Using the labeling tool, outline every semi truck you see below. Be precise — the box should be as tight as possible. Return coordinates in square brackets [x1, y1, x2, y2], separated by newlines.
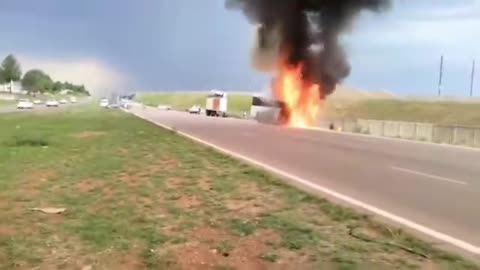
[206, 90, 228, 117]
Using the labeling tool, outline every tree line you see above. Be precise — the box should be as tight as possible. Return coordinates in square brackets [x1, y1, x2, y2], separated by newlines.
[0, 54, 89, 95]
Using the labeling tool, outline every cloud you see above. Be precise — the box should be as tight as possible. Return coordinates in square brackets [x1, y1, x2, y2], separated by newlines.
[14, 54, 130, 96]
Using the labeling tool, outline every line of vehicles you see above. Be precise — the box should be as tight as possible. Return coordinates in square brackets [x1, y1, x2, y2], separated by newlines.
[16, 96, 77, 109]
[99, 97, 131, 109]
[155, 90, 283, 120]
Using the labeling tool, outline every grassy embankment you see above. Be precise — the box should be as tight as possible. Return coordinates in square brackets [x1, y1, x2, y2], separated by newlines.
[327, 99, 480, 126]
[0, 106, 478, 269]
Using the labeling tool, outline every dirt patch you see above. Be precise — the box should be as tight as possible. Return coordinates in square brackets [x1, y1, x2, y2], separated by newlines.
[273, 249, 316, 270]
[119, 147, 129, 156]
[238, 182, 263, 194]
[100, 185, 117, 201]
[76, 178, 101, 193]
[0, 224, 16, 237]
[26, 169, 57, 183]
[117, 172, 143, 187]
[226, 182, 285, 217]
[18, 169, 58, 199]
[98, 251, 145, 270]
[176, 195, 202, 209]
[225, 199, 270, 216]
[198, 177, 213, 191]
[171, 229, 284, 270]
[420, 260, 442, 270]
[0, 195, 9, 210]
[36, 246, 146, 270]
[73, 131, 106, 138]
[173, 242, 220, 269]
[157, 157, 181, 170]
[192, 226, 228, 243]
[166, 177, 187, 189]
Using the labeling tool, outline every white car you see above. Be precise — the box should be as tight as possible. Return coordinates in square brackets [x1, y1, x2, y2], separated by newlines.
[188, 104, 202, 114]
[100, 99, 109, 108]
[45, 100, 59, 107]
[59, 99, 68, 104]
[158, 104, 172, 110]
[17, 99, 34, 109]
[69, 97, 77, 103]
[33, 99, 43, 105]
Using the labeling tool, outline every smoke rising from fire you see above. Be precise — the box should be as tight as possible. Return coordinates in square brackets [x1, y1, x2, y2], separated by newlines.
[226, 0, 390, 99]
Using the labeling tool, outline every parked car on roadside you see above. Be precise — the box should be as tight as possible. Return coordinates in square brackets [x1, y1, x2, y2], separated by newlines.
[100, 98, 109, 108]
[17, 99, 34, 109]
[157, 104, 172, 110]
[69, 97, 77, 103]
[59, 99, 68, 104]
[45, 100, 60, 107]
[188, 104, 202, 114]
[107, 103, 120, 109]
[33, 99, 43, 105]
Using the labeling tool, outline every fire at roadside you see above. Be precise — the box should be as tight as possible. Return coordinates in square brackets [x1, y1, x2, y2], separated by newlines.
[226, 0, 390, 127]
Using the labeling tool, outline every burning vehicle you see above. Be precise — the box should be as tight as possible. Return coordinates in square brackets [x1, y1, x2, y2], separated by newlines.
[227, 0, 390, 127]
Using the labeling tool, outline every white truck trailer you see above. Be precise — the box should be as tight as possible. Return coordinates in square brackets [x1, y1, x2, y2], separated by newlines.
[205, 90, 228, 117]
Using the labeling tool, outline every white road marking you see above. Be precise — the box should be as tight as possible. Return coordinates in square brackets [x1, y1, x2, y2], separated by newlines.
[392, 166, 468, 185]
[127, 107, 480, 256]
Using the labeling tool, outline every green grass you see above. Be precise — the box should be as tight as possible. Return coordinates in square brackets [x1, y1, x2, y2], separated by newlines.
[0, 106, 478, 269]
[138, 92, 252, 114]
[329, 99, 480, 126]
[0, 100, 14, 107]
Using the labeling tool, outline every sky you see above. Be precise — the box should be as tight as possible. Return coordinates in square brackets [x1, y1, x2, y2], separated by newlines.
[0, 0, 479, 97]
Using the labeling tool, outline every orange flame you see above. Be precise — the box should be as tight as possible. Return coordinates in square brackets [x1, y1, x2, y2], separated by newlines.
[274, 64, 322, 128]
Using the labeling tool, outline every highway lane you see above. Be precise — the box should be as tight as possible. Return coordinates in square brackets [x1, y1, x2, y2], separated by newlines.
[130, 106, 480, 255]
[0, 99, 89, 114]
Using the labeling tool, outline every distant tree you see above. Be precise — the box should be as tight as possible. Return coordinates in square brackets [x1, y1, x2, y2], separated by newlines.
[0, 67, 4, 84]
[52, 81, 63, 92]
[1, 54, 22, 83]
[22, 69, 53, 93]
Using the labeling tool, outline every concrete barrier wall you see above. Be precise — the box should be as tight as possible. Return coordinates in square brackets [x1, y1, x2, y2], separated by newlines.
[368, 120, 384, 137]
[475, 129, 480, 147]
[342, 121, 358, 133]
[415, 123, 434, 141]
[433, 126, 454, 144]
[383, 121, 399, 138]
[399, 122, 416, 140]
[453, 127, 476, 146]
[336, 119, 480, 148]
[357, 119, 370, 134]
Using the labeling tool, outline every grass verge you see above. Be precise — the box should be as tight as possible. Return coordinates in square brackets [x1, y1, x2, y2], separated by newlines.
[0, 106, 478, 269]
[329, 99, 480, 126]
[0, 100, 15, 107]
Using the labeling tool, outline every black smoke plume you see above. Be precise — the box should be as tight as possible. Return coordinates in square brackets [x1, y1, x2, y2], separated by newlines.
[226, 0, 390, 98]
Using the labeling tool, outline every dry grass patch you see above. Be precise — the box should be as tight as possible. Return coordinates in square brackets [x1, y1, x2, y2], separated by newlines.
[176, 195, 202, 209]
[73, 131, 106, 138]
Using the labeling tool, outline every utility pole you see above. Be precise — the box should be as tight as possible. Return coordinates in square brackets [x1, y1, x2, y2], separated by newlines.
[438, 55, 444, 96]
[470, 60, 475, 97]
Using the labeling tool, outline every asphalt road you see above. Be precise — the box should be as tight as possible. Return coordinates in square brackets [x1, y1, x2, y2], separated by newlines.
[130, 105, 480, 257]
[0, 99, 88, 114]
